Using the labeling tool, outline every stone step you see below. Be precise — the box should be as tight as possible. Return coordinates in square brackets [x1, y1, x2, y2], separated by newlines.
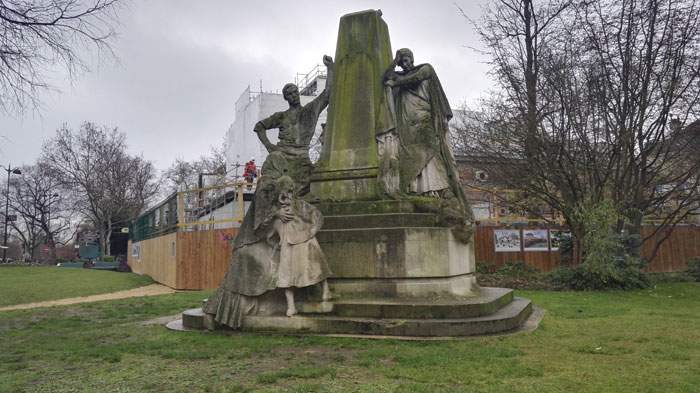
[182, 308, 208, 330]
[316, 200, 419, 216]
[241, 297, 533, 337]
[322, 213, 439, 230]
[326, 287, 513, 319]
[316, 225, 453, 243]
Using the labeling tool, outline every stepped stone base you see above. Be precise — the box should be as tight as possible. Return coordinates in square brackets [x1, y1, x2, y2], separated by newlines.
[172, 287, 535, 337]
[170, 201, 536, 337]
[330, 287, 513, 319]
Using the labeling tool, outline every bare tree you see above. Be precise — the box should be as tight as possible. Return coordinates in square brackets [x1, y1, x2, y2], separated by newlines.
[461, 0, 700, 262]
[0, 0, 121, 113]
[579, 0, 700, 258]
[41, 123, 159, 256]
[459, 0, 601, 258]
[160, 142, 227, 194]
[6, 164, 74, 263]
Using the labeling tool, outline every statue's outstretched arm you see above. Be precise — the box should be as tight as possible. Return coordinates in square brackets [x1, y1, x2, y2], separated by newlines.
[309, 55, 335, 113]
[323, 55, 335, 94]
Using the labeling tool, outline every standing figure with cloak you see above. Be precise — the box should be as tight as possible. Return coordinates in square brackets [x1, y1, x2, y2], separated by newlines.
[203, 55, 334, 328]
[382, 48, 473, 241]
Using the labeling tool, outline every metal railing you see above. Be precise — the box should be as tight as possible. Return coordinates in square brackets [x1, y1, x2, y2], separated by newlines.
[295, 64, 326, 95]
[176, 180, 249, 230]
[131, 180, 255, 242]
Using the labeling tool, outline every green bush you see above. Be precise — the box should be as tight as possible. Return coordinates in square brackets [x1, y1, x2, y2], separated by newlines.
[497, 261, 539, 277]
[548, 201, 649, 290]
[556, 231, 575, 265]
[549, 263, 649, 290]
[688, 258, 700, 282]
[102, 255, 115, 262]
[476, 260, 552, 290]
[647, 272, 695, 283]
[476, 261, 497, 274]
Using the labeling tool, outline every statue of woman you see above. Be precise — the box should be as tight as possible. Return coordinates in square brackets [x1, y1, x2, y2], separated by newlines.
[383, 48, 474, 242]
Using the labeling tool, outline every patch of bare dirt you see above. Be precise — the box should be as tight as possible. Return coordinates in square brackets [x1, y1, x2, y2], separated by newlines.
[0, 284, 176, 312]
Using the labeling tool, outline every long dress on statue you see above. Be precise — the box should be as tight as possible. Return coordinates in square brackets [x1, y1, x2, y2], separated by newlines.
[203, 174, 330, 329]
[273, 199, 331, 289]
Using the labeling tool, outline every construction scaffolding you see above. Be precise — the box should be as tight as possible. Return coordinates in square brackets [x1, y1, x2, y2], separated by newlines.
[131, 179, 255, 242]
[176, 180, 250, 231]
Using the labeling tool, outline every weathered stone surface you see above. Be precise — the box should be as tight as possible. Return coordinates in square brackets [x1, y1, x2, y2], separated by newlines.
[182, 308, 207, 330]
[317, 226, 475, 279]
[316, 200, 418, 215]
[177, 293, 533, 337]
[240, 297, 532, 337]
[322, 213, 439, 230]
[297, 301, 334, 314]
[311, 9, 392, 201]
[329, 287, 513, 319]
[329, 274, 477, 298]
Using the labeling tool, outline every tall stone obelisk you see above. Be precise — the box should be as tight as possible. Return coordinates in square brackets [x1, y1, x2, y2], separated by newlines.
[310, 10, 392, 201]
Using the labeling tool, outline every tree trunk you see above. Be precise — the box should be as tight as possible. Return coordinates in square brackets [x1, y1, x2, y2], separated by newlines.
[522, 0, 539, 160]
[624, 208, 643, 260]
[99, 225, 107, 260]
[46, 234, 57, 265]
[105, 218, 112, 257]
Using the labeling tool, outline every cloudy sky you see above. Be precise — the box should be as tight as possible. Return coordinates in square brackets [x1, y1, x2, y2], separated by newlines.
[0, 0, 492, 171]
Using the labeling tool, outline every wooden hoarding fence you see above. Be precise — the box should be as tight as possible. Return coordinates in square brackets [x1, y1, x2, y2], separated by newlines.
[475, 225, 700, 273]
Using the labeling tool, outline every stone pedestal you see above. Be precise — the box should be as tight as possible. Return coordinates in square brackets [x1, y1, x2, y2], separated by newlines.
[317, 208, 477, 298]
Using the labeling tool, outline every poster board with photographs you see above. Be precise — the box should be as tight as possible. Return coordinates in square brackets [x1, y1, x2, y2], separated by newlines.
[522, 229, 549, 251]
[549, 230, 571, 251]
[494, 229, 522, 252]
[131, 242, 141, 259]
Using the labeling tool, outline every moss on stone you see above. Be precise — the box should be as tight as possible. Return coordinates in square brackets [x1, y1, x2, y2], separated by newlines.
[314, 10, 392, 201]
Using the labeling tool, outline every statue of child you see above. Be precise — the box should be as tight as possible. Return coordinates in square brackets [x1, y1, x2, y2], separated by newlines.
[271, 176, 332, 316]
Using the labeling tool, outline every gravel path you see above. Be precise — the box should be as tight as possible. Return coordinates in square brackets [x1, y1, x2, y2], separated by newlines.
[0, 284, 176, 312]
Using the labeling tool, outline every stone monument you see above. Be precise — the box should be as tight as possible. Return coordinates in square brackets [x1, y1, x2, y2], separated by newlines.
[311, 10, 476, 300]
[175, 9, 533, 337]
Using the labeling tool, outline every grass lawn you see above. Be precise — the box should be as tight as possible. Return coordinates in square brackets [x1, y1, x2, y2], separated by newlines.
[0, 282, 698, 392]
[0, 266, 153, 307]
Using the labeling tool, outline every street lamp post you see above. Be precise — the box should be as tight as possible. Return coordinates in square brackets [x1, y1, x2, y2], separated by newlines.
[3, 164, 22, 263]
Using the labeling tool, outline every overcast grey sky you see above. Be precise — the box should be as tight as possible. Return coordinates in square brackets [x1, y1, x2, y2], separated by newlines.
[0, 0, 491, 170]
